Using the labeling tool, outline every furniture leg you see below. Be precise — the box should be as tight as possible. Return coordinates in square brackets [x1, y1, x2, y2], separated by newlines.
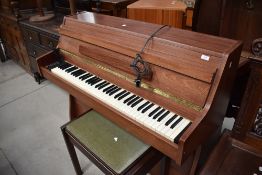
[190, 146, 201, 175]
[160, 156, 170, 175]
[61, 126, 83, 175]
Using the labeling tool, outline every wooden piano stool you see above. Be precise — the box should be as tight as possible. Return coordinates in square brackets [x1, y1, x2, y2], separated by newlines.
[201, 57, 262, 175]
[61, 110, 165, 175]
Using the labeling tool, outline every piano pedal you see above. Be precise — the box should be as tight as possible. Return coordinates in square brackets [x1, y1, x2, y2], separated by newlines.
[34, 72, 44, 84]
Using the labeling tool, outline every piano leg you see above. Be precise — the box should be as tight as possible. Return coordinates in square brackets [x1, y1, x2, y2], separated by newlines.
[69, 95, 92, 120]
[160, 156, 171, 175]
[189, 146, 202, 175]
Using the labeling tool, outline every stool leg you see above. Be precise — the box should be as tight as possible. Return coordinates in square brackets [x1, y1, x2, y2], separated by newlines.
[160, 156, 170, 175]
[61, 127, 83, 175]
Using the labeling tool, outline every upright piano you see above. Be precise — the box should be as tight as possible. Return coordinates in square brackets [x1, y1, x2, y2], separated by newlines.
[37, 12, 242, 173]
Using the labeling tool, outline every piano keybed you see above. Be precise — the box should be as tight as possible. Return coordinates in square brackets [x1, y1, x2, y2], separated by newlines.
[49, 61, 192, 143]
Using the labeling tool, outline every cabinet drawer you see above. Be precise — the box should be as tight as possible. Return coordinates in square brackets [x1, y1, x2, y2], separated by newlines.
[22, 28, 40, 44]
[39, 34, 58, 49]
[27, 44, 47, 58]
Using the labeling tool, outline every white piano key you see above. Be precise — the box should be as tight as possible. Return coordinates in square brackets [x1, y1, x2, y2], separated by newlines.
[170, 119, 191, 141]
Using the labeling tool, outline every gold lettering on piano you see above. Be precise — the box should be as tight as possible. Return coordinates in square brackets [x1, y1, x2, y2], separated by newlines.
[61, 49, 202, 112]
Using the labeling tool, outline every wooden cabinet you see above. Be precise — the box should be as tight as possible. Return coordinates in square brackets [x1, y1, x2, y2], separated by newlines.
[127, 0, 194, 29]
[193, 0, 262, 118]
[20, 15, 62, 74]
[201, 57, 262, 175]
[0, 0, 53, 73]
[194, 0, 262, 50]
[0, 13, 30, 72]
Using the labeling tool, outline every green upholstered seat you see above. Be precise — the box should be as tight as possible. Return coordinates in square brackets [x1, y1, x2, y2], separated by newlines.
[65, 110, 150, 174]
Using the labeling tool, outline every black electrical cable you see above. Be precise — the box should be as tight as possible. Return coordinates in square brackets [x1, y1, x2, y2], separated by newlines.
[139, 25, 168, 54]
[130, 25, 169, 87]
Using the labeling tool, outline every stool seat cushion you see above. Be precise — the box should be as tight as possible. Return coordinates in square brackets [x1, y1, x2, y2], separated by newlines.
[66, 110, 150, 174]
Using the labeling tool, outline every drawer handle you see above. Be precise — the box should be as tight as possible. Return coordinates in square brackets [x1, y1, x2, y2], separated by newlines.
[29, 36, 32, 40]
[48, 41, 54, 48]
[33, 51, 36, 56]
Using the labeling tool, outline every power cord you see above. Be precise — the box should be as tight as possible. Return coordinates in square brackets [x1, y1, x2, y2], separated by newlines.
[130, 25, 169, 87]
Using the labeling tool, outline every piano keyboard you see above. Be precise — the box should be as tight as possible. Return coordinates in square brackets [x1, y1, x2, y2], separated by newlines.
[49, 61, 191, 143]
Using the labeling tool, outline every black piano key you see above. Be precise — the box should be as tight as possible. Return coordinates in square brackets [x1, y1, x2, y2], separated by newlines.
[91, 79, 102, 86]
[98, 82, 110, 90]
[123, 95, 136, 104]
[79, 73, 88, 80]
[118, 92, 130, 100]
[103, 85, 116, 93]
[138, 101, 150, 111]
[106, 86, 118, 94]
[165, 115, 177, 126]
[157, 111, 170, 122]
[87, 76, 99, 83]
[75, 71, 86, 77]
[170, 117, 183, 129]
[131, 98, 143, 108]
[141, 103, 154, 113]
[95, 81, 107, 88]
[86, 76, 97, 83]
[59, 62, 72, 70]
[72, 69, 85, 77]
[70, 69, 80, 75]
[71, 69, 82, 75]
[174, 122, 191, 143]
[48, 61, 61, 70]
[114, 90, 126, 99]
[109, 87, 121, 96]
[149, 106, 161, 117]
[80, 73, 92, 80]
[88, 77, 99, 84]
[65, 66, 77, 73]
[127, 96, 140, 106]
[103, 85, 115, 92]
[153, 109, 166, 119]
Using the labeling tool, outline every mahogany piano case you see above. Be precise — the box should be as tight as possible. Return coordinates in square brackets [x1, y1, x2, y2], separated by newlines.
[37, 12, 242, 173]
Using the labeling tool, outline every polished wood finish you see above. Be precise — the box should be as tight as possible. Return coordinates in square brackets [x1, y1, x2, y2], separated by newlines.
[127, 0, 187, 28]
[201, 57, 262, 175]
[37, 12, 242, 173]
